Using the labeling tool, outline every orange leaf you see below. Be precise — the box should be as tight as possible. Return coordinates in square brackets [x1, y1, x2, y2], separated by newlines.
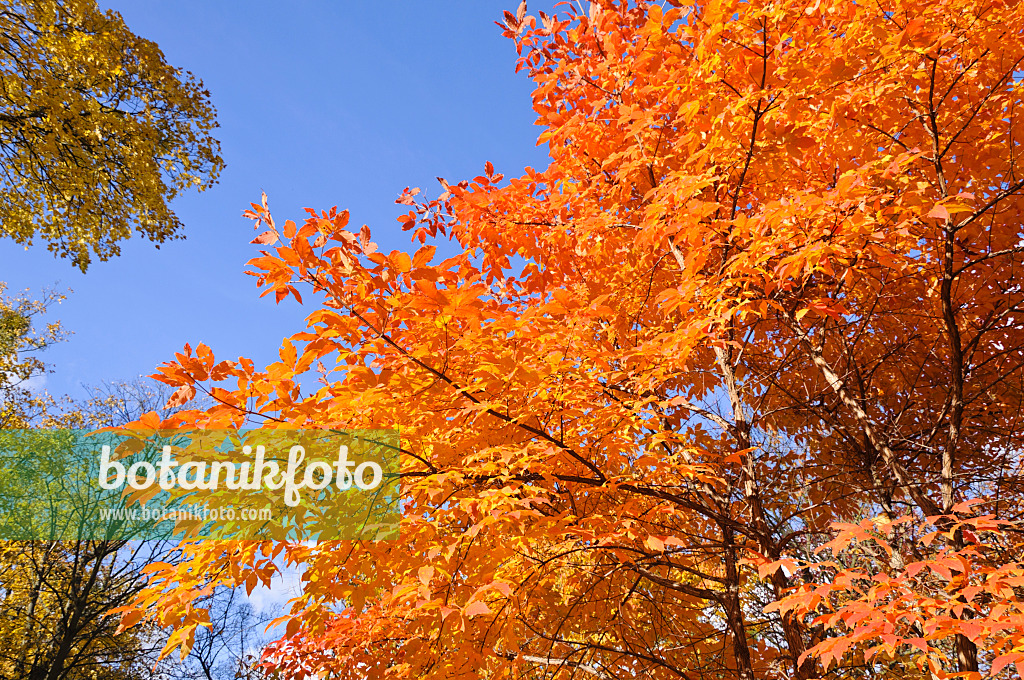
[463, 600, 492, 618]
[164, 384, 196, 408]
[251, 231, 278, 245]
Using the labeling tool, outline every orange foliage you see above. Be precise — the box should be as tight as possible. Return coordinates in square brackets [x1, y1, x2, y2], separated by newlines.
[124, 1, 1024, 678]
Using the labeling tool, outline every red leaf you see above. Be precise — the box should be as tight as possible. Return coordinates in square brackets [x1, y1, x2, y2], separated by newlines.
[396, 187, 421, 205]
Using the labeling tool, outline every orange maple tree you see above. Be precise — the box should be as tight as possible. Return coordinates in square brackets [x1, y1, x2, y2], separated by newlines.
[122, 0, 1024, 678]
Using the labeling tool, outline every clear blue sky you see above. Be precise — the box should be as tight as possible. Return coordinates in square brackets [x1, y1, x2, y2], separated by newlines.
[0, 1, 553, 399]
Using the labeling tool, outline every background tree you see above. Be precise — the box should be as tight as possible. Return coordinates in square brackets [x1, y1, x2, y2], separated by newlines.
[0, 379, 243, 680]
[0, 282, 65, 427]
[0, 540, 168, 680]
[0, 2, 232, 676]
[155, 588, 272, 680]
[0, 381, 171, 680]
[123, 1, 1024, 679]
[0, 0, 223, 270]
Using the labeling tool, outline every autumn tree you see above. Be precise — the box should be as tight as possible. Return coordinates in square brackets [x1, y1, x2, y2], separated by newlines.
[0, 379, 212, 680]
[0, 282, 65, 427]
[0, 0, 223, 271]
[124, 1, 1024, 679]
[0, 540, 168, 680]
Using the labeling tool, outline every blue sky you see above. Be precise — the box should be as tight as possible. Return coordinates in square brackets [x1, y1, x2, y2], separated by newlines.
[1, 0, 553, 399]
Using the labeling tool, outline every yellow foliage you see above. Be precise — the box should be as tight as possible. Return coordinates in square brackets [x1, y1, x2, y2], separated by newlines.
[0, 0, 223, 270]
[0, 282, 65, 428]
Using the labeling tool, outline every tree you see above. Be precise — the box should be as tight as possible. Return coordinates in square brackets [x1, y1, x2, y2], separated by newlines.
[0, 540, 168, 680]
[0, 282, 65, 427]
[47, 376, 211, 429]
[155, 587, 272, 680]
[0, 379, 214, 680]
[0, 0, 223, 271]
[123, 1, 1024, 679]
